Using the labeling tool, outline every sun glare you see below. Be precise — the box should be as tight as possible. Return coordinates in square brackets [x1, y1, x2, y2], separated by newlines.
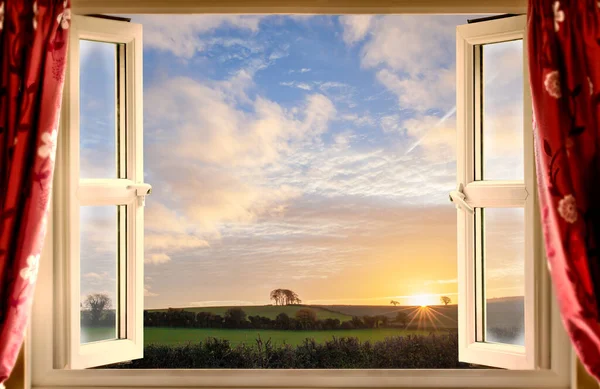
[411, 294, 430, 307]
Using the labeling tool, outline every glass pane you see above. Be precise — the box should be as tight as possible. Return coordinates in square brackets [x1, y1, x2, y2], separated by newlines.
[80, 206, 119, 344]
[484, 208, 525, 346]
[79, 40, 118, 179]
[481, 40, 524, 181]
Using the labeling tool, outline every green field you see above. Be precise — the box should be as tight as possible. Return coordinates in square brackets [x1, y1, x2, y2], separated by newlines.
[84, 299, 523, 347]
[148, 305, 352, 321]
[83, 327, 433, 347]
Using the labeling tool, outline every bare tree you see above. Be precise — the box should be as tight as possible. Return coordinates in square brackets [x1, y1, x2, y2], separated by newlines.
[440, 296, 451, 306]
[83, 293, 112, 324]
[390, 300, 400, 306]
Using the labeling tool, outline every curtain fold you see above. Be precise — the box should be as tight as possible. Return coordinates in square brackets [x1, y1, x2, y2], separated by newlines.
[528, 0, 600, 380]
[0, 0, 69, 384]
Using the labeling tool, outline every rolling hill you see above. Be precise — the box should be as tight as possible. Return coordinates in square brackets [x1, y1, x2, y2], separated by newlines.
[147, 305, 352, 321]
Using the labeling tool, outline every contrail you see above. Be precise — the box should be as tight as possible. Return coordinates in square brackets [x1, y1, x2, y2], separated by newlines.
[405, 105, 456, 155]
[404, 68, 503, 156]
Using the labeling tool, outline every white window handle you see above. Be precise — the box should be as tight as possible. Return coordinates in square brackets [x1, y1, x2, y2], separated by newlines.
[449, 185, 474, 213]
[127, 183, 152, 206]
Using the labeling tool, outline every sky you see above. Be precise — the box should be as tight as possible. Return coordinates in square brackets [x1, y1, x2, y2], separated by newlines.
[78, 15, 525, 311]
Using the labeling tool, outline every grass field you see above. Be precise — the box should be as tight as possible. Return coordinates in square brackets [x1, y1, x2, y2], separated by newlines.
[85, 299, 523, 346]
[83, 327, 433, 347]
[148, 305, 352, 321]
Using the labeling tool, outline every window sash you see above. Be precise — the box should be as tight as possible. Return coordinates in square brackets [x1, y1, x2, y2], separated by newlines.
[58, 15, 145, 370]
[456, 15, 541, 370]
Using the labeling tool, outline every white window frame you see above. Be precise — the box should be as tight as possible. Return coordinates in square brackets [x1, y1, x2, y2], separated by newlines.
[30, 2, 571, 389]
[455, 15, 541, 370]
[42, 15, 147, 370]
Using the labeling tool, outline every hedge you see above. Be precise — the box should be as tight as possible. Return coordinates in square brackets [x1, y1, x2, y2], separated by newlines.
[109, 333, 472, 369]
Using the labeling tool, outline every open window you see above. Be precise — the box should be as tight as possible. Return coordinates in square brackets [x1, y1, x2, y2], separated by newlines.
[454, 15, 541, 370]
[30, 8, 572, 388]
[58, 15, 147, 369]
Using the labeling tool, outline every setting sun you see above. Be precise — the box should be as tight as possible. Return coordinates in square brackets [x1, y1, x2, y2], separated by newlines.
[411, 294, 431, 307]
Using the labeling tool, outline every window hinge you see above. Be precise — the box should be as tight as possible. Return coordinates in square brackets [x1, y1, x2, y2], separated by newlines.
[127, 183, 152, 206]
[449, 184, 474, 213]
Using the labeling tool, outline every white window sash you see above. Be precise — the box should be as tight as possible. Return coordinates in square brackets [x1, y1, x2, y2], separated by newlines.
[59, 15, 145, 369]
[456, 15, 540, 370]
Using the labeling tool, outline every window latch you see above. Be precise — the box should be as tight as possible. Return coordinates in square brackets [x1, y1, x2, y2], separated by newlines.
[449, 184, 474, 213]
[127, 183, 152, 206]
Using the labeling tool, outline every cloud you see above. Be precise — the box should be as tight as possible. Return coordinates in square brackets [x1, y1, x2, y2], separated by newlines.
[144, 284, 159, 297]
[280, 81, 312, 90]
[145, 253, 172, 265]
[142, 72, 337, 271]
[318, 81, 351, 91]
[376, 68, 454, 112]
[289, 68, 312, 74]
[83, 272, 108, 280]
[401, 114, 456, 162]
[188, 300, 258, 307]
[129, 15, 262, 58]
[339, 15, 374, 45]
[339, 113, 376, 127]
[424, 278, 458, 286]
[360, 16, 461, 76]
[145, 76, 336, 167]
[145, 235, 209, 252]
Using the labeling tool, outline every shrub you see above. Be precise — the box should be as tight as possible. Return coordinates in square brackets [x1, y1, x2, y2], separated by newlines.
[110, 333, 470, 369]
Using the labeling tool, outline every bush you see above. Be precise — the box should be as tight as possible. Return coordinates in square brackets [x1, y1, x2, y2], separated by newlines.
[110, 333, 469, 369]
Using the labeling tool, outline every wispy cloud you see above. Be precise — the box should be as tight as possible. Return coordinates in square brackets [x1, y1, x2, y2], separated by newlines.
[129, 15, 263, 58]
[83, 272, 109, 280]
[145, 253, 172, 265]
[280, 81, 312, 90]
[188, 300, 259, 307]
[339, 15, 374, 45]
[424, 278, 457, 286]
[144, 284, 159, 297]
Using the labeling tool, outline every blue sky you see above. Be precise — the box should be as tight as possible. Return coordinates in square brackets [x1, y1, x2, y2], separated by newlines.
[78, 15, 525, 310]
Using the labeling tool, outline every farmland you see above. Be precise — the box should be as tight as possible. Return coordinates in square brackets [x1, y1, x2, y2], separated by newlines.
[85, 298, 523, 368]
[147, 327, 431, 347]
[85, 299, 524, 347]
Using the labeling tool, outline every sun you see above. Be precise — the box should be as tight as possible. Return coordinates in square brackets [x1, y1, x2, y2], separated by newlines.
[411, 294, 430, 307]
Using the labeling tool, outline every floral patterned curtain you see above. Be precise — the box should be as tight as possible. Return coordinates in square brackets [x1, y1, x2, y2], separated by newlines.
[0, 0, 70, 385]
[528, 0, 600, 379]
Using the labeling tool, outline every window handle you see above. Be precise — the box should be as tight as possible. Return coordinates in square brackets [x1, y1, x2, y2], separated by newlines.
[127, 183, 152, 206]
[449, 185, 474, 213]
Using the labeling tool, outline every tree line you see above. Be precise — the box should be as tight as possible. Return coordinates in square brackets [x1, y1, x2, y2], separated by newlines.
[144, 307, 412, 330]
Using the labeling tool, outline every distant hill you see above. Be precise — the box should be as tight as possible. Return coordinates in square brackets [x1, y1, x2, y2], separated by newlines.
[147, 297, 524, 341]
[317, 304, 459, 329]
[147, 305, 352, 321]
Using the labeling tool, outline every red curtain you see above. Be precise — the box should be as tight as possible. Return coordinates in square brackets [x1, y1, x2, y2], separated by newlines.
[0, 0, 69, 384]
[528, 0, 600, 379]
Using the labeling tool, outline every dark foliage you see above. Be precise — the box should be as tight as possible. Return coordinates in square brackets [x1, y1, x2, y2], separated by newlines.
[110, 333, 469, 369]
[143, 308, 408, 331]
